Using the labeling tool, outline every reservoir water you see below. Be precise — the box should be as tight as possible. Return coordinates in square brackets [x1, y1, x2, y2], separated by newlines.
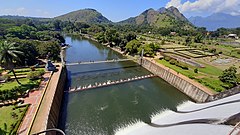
[59, 35, 191, 135]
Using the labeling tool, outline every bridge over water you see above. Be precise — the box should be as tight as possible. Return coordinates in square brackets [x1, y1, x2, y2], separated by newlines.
[65, 58, 136, 66]
[61, 35, 240, 135]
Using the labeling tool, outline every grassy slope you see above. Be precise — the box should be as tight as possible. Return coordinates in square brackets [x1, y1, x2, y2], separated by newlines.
[156, 59, 225, 92]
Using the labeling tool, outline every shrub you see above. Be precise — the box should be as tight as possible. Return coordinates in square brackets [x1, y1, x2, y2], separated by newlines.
[194, 68, 198, 73]
[164, 56, 171, 61]
[181, 65, 189, 70]
[27, 70, 44, 80]
[188, 75, 195, 79]
[10, 104, 29, 135]
[38, 69, 45, 76]
[175, 62, 189, 70]
[169, 59, 177, 65]
[0, 68, 3, 74]
[30, 66, 35, 71]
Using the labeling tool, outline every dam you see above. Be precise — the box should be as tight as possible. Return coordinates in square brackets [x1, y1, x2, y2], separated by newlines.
[58, 35, 191, 135]
[58, 35, 239, 135]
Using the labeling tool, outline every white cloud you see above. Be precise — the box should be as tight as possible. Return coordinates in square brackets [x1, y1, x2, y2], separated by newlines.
[0, 7, 52, 17]
[0, 7, 28, 15]
[166, 0, 240, 16]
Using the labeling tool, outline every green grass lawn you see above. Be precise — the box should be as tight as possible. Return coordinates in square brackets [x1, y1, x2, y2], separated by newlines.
[198, 63, 223, 76]
[0, 78, 41, 93]
[0, 78, 29, 91]
[7, 68, 45, 77]
[156, 59, 225, 92]
[0, 105, 29, 134]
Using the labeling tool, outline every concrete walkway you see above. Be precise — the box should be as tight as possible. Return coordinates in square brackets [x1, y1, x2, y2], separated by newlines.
[30, 65, 63, 134]
[17, 72, 51, 135]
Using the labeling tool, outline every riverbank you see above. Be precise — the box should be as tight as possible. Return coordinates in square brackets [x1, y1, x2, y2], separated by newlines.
[78, 33, 214, 102]
[70, 33, 240, 103]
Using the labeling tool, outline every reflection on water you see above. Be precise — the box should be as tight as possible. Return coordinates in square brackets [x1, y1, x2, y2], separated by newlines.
[59, 36, 191, 135]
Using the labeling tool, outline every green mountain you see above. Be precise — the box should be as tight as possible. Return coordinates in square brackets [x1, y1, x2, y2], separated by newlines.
[54, 8, 111, 24]
[118, 6, 193, 29]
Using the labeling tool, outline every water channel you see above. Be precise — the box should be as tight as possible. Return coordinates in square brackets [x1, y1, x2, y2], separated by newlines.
[59, 35, 191, 135]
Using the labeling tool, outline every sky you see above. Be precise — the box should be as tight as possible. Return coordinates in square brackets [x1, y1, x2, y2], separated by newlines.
[0, 0, 240, 22]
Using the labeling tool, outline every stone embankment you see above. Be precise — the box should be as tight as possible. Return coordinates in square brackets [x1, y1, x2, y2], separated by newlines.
[139, 58, 216, 103]
[75, 34, 239, 103]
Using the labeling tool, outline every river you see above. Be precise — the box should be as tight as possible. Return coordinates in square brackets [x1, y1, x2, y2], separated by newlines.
[59, 35, 191, 135]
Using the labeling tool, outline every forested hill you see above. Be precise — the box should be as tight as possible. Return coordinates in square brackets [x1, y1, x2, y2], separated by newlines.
[189, 13, 240, 31]
[54, 8, 112, 24]
[118, 6, 193, 29]
[0, 15, 50, 21]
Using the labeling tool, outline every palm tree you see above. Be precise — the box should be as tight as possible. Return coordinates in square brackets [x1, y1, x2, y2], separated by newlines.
[0, 41, 24, 85]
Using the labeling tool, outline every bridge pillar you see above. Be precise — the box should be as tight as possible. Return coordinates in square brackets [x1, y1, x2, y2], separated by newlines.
[140, 49, 144, 66]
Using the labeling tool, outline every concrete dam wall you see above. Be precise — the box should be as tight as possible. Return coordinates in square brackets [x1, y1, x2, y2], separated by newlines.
[140, 58, 214, 103]
[30, 65, 67, 135]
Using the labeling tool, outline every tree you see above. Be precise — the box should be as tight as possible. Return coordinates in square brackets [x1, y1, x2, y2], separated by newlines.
[185, 37, 192, 46]
[194, 34, 204, 43]
[194, 68, 198, 73]
[0, 41, 24, 84]
[219, 67, 238, 87]
[125, 40, 141, 54]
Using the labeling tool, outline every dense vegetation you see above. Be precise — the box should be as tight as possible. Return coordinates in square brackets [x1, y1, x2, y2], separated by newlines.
[0, 8, 239, 93]
[0, 18, 65, 66]
[0, 7, 239, 134]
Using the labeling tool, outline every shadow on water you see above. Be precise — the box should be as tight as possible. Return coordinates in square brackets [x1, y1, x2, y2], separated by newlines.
[58, 70, 71, 133]
[70, 65, 139, 76]
[59, 35, 192, 135]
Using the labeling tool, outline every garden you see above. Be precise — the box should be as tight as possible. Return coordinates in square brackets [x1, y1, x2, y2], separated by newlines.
[0, 67, 45, 135]
[0, 104, 29, 135]
[0, 67, 45, 102]
[157, 56, 232, 92]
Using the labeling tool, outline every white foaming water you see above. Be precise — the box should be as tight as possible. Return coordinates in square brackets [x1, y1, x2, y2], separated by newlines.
[115, 101, 193, 135]
[114, 120, 146, 135]
[151, 101, 193, 122]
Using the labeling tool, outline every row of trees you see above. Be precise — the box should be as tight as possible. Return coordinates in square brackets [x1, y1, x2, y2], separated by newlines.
[0, 19, 65, 86]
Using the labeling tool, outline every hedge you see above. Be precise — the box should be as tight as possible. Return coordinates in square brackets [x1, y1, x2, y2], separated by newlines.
[10, 104, 30, 135]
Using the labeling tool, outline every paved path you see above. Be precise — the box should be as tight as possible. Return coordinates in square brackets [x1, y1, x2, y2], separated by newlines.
[17, 72, 51, 135]
[30, 65, 62, 134]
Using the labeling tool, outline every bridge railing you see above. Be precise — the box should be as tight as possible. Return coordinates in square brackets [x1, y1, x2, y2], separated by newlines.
[65, 58, 136, 66]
